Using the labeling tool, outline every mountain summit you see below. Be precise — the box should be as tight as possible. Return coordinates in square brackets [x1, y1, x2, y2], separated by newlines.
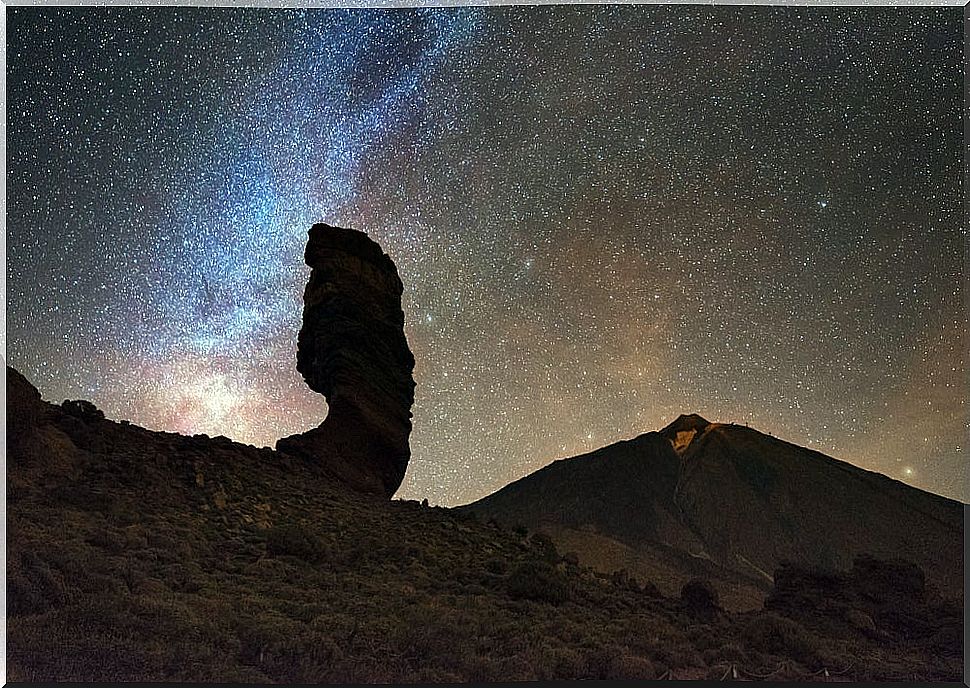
[660, 413, 711, 453]
[462, 418, 963, 610]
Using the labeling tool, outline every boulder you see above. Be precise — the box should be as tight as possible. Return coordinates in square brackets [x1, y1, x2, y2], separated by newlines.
[681, 578, 720, 620]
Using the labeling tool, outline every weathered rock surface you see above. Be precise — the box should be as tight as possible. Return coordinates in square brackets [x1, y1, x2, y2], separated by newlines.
[765, 556, 961, 652]
[276, 224, 416, 498]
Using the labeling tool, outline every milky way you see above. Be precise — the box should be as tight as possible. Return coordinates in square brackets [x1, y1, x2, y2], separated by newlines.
[7, 5, 965, 505]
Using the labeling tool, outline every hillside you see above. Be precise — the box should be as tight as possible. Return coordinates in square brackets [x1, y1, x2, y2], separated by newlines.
[6, 368, 963, 682]
[462, 414, 964, 612]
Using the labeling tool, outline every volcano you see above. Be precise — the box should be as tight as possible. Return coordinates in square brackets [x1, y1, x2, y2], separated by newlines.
[461, 414, 964, 611]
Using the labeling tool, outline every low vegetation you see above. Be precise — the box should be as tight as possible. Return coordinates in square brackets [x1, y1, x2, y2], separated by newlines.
[7, 395, 963, 682]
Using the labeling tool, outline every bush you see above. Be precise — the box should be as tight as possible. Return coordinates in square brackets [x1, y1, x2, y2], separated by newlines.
[580, 646, 654, 680]
[703, 642, 747, 665]
[740, 613, 819, 665]
[608, 653, 656, 680]
[483, 556, 507, 575]
[236, 612, 304, 669]
[529, 532, 559, 563]
[543, 646, 586, 679]
[8, 559, 69, 617]
[681, 578, 720, 619]
[506, 561, 569, 604]
[264, 524, 327, 564]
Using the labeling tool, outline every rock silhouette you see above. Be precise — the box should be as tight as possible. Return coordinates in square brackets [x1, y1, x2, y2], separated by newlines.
[277, 223, 416, 498]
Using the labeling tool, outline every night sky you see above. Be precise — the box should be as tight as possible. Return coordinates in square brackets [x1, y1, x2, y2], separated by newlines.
[7, 6, 965, 506]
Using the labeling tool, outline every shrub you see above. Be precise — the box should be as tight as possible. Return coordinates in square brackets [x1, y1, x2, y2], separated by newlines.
[611, 568, 641, 591]
[582, 646, 655, 680]
[236, 612, 304, 668]
[529, 532, 559, 563]
[543, 646, 586, 679]
[703, 642, 747, 665]
[681, 578, 720, 620]
[8, 560, 69, 617]
[483, 556, 507, 575]
[506, 561, 569, 604]
[740, 613, 819, 665]
[608, 653, 657, 680]
[264, 524, 327, 564]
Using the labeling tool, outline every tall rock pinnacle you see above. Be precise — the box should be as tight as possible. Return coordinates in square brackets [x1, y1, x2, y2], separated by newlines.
[277, 223, 416, 497]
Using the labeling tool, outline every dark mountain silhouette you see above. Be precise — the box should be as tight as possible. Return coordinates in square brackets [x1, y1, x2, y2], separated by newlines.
[461, 414, 964, 611]
[6, 367, 963, 682]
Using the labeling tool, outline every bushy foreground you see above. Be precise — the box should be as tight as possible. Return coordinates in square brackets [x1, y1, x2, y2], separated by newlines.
[7, 375, 963, 682]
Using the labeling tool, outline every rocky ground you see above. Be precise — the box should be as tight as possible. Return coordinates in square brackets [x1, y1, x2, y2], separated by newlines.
[6, 368, 963, 682]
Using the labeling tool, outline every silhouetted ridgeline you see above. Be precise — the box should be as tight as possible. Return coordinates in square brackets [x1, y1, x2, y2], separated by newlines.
[6, 367, 963, 681]
[462, 414, 964, 611]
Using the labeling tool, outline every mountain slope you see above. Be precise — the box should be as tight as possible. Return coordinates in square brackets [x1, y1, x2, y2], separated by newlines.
[462, 414, 964, 610]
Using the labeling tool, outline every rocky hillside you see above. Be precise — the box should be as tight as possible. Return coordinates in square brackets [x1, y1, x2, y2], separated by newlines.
[462, 414, 964, 612]
[6, 369, 963, 682]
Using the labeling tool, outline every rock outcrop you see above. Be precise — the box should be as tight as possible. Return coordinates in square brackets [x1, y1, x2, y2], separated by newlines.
[659, 413, 710, 454]
[764, 556, 960, 651]
[277, 223, 416, 498]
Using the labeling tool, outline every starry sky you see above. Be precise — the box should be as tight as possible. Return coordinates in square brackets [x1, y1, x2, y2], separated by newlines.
[7, 5, 965, 506]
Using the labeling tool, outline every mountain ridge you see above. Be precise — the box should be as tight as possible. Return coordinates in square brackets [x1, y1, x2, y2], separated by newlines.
[461, 414, 963, 611]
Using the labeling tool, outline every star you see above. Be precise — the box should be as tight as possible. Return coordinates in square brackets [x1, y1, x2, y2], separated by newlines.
[6, 5, 965, 505]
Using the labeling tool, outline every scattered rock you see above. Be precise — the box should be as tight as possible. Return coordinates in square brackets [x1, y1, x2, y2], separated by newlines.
[681, 578, 720, 620]
[62, 399, 105, 421]
[851, 554, 925, 604]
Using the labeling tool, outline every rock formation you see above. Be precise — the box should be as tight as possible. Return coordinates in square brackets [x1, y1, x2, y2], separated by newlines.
[277, 223, 416, 498]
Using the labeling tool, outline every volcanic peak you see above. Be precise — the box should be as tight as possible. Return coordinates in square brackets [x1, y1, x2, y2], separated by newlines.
[660, 413, 712, 454]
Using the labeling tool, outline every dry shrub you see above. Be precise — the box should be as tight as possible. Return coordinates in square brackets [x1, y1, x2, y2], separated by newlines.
[484, 556, 507, 575]
[740, 612, 819, 665]
[608, 653, 657, 679]
[703, 642, 747, 665]
[506, 560, 569, 604]
[8, 556, 70, 616]
[647, 622, 703, 669]
[529, 532, 560, 563]
[544, 646, 587, 679]
[264, 524, 328, 564]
